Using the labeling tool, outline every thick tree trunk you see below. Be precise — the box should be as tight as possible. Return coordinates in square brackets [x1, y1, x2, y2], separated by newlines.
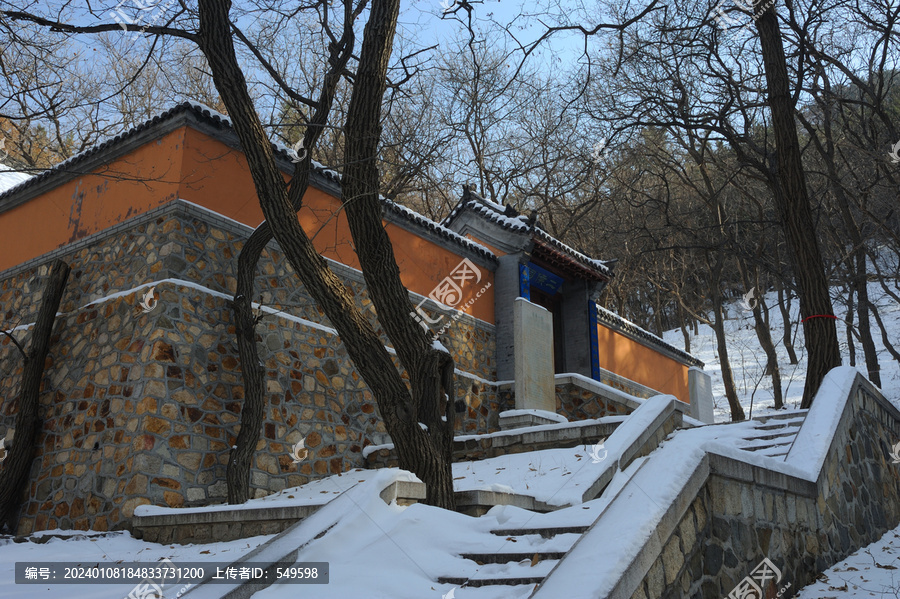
[226, 280, 265, 504]
[0, 259, 69, 531]
[197, 0, 456, 509]
[755, 6, 841, 408]
[341, 0, 455, 508]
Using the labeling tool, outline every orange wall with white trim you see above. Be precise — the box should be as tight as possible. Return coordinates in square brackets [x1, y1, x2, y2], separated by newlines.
[0, 125, 494, 324]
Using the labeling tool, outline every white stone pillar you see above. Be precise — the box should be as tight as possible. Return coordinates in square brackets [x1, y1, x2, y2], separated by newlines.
[514, 298, 555, 412]
[688, 367, 715, 424]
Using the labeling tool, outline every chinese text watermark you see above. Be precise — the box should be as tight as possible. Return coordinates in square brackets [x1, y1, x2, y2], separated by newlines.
[411, 258, 492, 336]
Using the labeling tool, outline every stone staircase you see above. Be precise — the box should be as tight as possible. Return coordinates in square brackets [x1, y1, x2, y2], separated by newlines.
[738, 409, 807, 459]
[431, 407, 811, 595]
[438, 524, 590, 590]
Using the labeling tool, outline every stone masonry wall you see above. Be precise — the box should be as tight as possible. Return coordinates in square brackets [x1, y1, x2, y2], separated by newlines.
[0, 201, 499, 534]
[556, 381, 638, 421]
[626, 376, 900, 599]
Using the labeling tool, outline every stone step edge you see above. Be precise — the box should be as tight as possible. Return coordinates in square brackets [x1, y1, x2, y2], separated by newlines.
[490, 526, 590, 538]
[179, 477, 377, 599]
[437, 576, 545, 587]
[379, 480, 566, 514]
[742, 440, 795, 452]
[132, 504, 322, 528]
[459, 552, 566, 563]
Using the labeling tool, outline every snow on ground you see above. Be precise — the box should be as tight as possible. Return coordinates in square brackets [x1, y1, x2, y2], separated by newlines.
[795, 523, 900, 598]
[661, 279, 900, 422]
[2, 280, 899, 597]
[0, 529, 275, 599]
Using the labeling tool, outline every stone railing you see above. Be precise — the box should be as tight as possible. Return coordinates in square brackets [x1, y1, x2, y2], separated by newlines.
[533, 367, 900, 599]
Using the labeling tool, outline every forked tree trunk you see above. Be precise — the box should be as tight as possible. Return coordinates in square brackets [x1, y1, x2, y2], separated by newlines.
[775, 281, 799, 364]
[197, 0, 456, 509]
[708, 255, 744, 421]
[226, 17, 354, 504]
[737, 262, 783, 410]
[755, 4, 841, 408]
[713, 289, 745, 421]
[0, 259, 70, 531]
[852, 247, 881, 386]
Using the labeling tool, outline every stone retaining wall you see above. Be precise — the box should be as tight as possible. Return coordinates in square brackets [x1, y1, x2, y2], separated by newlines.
[0, 201, 499, 535]
[627, 375, 900, 599]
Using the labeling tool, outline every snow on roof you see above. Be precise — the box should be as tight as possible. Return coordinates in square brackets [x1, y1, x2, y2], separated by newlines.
[0, 163, 33, 195]
[443, 187, 613, 276]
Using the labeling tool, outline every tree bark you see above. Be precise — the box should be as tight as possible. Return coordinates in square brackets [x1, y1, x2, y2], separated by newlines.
[341, 0, 456, 508]
[678, 302, 691, 353]
[754, 5, 841, 408]
[0, 259, 70, 531]
[844, 284, 856, 367]
[713, 288, 745, 421]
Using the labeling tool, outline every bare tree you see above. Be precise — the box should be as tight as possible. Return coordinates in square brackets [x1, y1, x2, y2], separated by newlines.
[0, 259, 70, 531]
[3, 0, 460, 508]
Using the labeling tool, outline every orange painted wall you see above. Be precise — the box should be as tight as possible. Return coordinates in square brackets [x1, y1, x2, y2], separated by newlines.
[0, 125, 494, 324]
[0, 129, 186, 271]
[176, 128, 494, 323]
[595, 323, 690, 404]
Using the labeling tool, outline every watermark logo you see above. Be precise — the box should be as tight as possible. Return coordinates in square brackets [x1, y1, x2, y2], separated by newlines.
[591, 139, 610, 164]
[889, 441, 900, 464]
[0, 137, 8, 162]
[411, 258, 492, 336]
[109, 0, 177, 36]
[126, 557, 192, 599]
[712, 0, 776, 31]
[291, 437, 308, 463]
[441, 587, 457, 599]
[290, 139, 307, 163]
[740, 287, 758, 312]
[0, 437, 7, 465]
[589, 438, 608, 464]
[139, 286, 158, 313]
[726, 557, 790, 599]
[888, 140, 900, 164]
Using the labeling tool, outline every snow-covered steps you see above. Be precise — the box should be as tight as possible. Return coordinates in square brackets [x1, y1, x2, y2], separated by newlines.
[737, 410, 807, 459]
[366, 416, 625, 469]
[458, 551, 567, 563]
[436, 524, 585, 589]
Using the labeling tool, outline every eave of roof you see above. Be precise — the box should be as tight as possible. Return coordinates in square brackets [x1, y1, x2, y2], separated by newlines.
[443, 190, 612, 278]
